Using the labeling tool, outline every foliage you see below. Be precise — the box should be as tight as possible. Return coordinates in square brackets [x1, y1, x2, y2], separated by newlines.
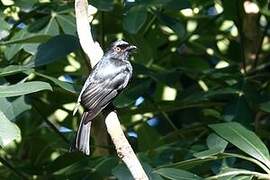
[0, 0, 270, 179]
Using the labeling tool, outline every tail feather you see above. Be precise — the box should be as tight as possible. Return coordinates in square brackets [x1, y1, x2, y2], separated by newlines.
[75, 112, 92, 155]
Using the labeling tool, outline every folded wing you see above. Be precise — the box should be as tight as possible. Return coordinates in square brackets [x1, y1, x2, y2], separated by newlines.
[80, 72, 128, 123]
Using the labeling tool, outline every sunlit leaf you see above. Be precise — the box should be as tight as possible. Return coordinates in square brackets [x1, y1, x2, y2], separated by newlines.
[0, 65, 32, 77]
[209, 122, 270, 167]
[155, 168, 202, 180]
[0, 111, 21, 147]
[56, 14, 76, 35]
[0, 81, 52, 97]
[0, 96, 31, 120]
[34, 72, 76, 93]
[194, 133, 228, 157]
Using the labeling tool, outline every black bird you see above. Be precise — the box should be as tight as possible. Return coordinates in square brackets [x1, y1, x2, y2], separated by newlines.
[73, 40, 136, 155]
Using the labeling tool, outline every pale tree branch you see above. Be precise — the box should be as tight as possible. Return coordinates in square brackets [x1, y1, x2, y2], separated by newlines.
[75, 0, 103, 66]
[74, 0, 149, 179]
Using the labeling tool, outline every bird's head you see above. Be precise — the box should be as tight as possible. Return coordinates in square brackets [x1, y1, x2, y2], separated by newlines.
[107, 40, 137, 60]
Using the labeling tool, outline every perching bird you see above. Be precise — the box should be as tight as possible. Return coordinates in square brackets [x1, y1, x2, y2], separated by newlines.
[73, 40, 136, 155]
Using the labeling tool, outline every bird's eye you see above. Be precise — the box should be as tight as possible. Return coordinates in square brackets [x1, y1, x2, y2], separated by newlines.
[115, 47, 121, 52]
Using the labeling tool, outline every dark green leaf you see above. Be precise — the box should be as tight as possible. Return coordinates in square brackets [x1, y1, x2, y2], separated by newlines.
[27, 35, 80, 67]
[158, 14, 186, 39]
[259, 101, 270, 113]
[123, 6, 148, 34]
[90, 0, 114, 11]
[112, 163, 163, 180]
[223, 96, 252, 125]
[114, 80, 151, 108]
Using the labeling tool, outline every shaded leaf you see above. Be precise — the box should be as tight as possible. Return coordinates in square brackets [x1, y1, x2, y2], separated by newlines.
[112, 163, 163, 180]
[0, 96, 31, 121]
[158, 13, 186, 39]
[90, 0, 114, 11]
[223, 96, 252, 125]
[123, 6, 148, 34]
[27, 35, 80, 67]
[259, 101, 270, 113]
[114, 80, 151, 108]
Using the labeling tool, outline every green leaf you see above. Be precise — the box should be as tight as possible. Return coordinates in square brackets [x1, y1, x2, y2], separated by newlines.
[194, 133, 228, 157]
[114, 80, 151, 108]
[112, 163, 163, 180]
[259, 101, 270, 113]
[222, 0, 239, 21]
[0, 81, 52, 97]
[39, 17, 60, 36]
[4, 30, 27, 60]
[90, 0, 114, 11]
[158, 14, 186, 39]
[0, 17, 10, 39]
[34, 72, 76, 93]
[207, 168, 257, 180]
[209, 122, 270, 167]
[223, 96, 252, 125]
[27, 35, 80, 67]
[0, 111, 21, 147]
[1, 34, 50, 45]
[56, 14, 76, 35]
[16, 0, 38, 11]
[155, 168, 202, 180]
[163, 0, 190, 10]
[0, 65, 32, 77]
[123, 6, 148, 34]
[136, 123, 163, 151]
[0, 96, 31, 121]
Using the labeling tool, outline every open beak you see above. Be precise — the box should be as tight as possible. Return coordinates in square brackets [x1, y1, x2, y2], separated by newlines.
[126, 45, 137, 52]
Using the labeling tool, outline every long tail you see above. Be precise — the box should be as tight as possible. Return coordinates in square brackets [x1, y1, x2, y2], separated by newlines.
[75, 112, 92, 155]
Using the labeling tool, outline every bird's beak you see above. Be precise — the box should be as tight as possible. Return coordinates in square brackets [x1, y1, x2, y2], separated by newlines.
[126, 45, 137, 52]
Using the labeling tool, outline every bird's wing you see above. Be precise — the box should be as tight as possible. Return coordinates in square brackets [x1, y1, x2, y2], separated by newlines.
[73, 61, 103, 115]
[73, 77, 92, 115]
[79, 72, 128, 123]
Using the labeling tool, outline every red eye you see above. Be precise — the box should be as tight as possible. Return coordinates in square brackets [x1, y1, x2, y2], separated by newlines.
[115, 47, 121, 52]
